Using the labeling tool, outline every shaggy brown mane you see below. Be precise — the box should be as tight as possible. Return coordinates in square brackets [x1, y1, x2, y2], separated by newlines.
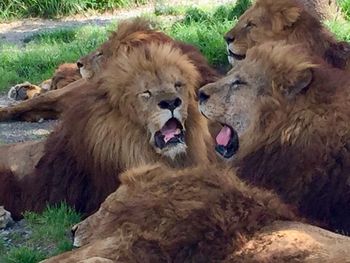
[0, 42, 212, 220]
[203, 42, 350, 232]
[50, 63, 81, 90]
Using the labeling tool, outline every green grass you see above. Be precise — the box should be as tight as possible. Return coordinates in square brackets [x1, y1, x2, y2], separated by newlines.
[0, 203, 81, 263]
[0, 0, 148, 20]
[0, 25, 110, 91]
[339, 0, 350, 20]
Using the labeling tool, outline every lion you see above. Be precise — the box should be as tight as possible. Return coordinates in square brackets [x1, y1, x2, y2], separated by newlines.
[43, 164, 350, 263]
[198, 41, 350, 233]
[0, 41, 214, 220]
[7, 63, 81, 101]
[0, 18, 220, 122]
[224, 0, 350, 70]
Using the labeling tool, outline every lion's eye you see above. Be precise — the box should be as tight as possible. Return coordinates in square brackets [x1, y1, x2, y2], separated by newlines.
[246, 21, 256, 29]
[174, 81, 183, 89]
[96, 51, 103, 57]
[139, 90, 152, 99]
[231, 79, 246, 89]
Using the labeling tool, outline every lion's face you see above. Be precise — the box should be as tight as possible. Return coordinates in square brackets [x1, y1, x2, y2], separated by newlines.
[199, 42, 314, 159]
[77, 49, 106, 79]
[224, 0, 302, 66]
[103, 43, 199, 159]
[133, 69, 189, 158]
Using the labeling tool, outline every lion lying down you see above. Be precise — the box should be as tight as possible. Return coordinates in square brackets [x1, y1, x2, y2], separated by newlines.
[0, 41, 214, 220]
[199, 41, 350, 233]
[0, 18, 220, 122]
[7, 63, 81, 101]
[225, 0, 350, 70]
[43, 164, 350, 263]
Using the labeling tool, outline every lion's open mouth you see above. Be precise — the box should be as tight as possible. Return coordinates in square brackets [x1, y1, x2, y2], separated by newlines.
[215, 124, 239, 159]
[154, 118, 185, 149]
[228, 49, 246, 61]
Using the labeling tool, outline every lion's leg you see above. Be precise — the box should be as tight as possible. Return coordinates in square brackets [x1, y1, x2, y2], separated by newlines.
[0, 79, 85, 122]
[7, 83, 44, 101]
[0, 141, 46, 219]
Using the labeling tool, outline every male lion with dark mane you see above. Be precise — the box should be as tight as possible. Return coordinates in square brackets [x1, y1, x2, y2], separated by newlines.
[225, 0, 350, 70]
[199, 41, 350, 233]
[0, 18, 220, 122]
[0, 41, 213, 220]
[43, 164, 350, 263]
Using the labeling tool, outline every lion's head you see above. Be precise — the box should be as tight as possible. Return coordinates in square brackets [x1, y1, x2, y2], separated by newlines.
[99, 43, 200, 159]
[224, 0, 323, 66]
[76, 18, 168, 80]
[199, 42, 315, 159]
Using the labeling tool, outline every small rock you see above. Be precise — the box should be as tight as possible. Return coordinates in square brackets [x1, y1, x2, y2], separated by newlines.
[0, 206, 14, 229]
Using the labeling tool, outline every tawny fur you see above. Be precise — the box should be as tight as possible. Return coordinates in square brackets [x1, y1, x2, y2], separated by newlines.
[225, 0, 350, 70]
[199, 42, 350, 232]
[43, 165, 350, 263]
[0, 42, 213, 220]
[50, 63, 81, 90]
[43, 164, 296, 262]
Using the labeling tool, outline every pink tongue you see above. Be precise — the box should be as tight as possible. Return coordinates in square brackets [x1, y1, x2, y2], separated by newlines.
[216, 126, 232, 146]
[161, 120, 181, 143]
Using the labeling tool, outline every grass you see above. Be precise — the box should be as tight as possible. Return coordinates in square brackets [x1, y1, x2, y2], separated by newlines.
[0, 0, 148, 21]
[0, 203, 81, 263]
[0, 3, 239, 93]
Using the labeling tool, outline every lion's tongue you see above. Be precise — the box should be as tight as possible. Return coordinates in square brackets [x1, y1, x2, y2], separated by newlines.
[216, 125, 232, 146]
[161, 119, 181, 143]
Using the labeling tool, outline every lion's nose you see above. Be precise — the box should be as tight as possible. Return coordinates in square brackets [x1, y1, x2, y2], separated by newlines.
[224, 34, 235, 44]
[158, 98, 182, 112]
[198, 91, 210, 104]
[77, 61, 83, 68]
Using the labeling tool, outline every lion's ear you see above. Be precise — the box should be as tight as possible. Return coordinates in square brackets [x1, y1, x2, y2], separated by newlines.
[282, 6, 301, 26]
[272, 6, 302, 31]
[283, 68, 313, 99]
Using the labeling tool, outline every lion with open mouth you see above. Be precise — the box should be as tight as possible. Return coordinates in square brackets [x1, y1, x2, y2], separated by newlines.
[198, 41, 350, 233]
[0, 41, 212, 220]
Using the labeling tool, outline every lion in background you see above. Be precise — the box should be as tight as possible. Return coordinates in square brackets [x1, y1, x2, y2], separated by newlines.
[7, 63, 81, 101]
[0, 40, 213, 220]
[43, 164, 350, 263]
[199, 41, 350, 233]
[1, 18, 220, 122]
[225, 0, 350, 70]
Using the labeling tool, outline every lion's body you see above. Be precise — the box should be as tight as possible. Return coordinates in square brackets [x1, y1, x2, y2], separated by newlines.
[0, 41, 213, 220]
[225, 0, 350, 70]
[199, 42, 350, 232]
[43, 165, 350, 263]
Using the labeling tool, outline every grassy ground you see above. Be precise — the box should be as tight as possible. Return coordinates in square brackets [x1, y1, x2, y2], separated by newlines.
[0, 203, 81, 263]
[0, 3, 245, 92]
[0, 0, 148, 21]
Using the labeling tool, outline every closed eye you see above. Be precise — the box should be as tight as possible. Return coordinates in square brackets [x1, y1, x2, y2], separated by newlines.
[231, 79, 247, 88]
[246, 21, 256, 28]
[139, 90, 152, 99]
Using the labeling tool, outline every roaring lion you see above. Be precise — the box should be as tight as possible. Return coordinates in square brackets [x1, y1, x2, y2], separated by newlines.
[225, 0, 350, 70]
[0, 42, 213, 220]
[1, 18, 220, 122]
[198, 41, 350, 233]
[43, 164, 350, 263]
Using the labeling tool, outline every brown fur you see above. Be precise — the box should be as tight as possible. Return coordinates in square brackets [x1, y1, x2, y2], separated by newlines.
[0, 42, 213, 220]
[0, 18, 219, 122]
[199, 42, 350, 232]
[44, 164, 296, 262]
[225, 0, 350, 70]
[44, 165, 350, 262]
[50, 63, 81, 90]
